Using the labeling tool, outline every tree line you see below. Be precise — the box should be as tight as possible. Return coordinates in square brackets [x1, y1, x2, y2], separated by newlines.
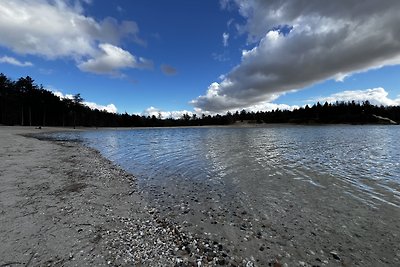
[0, 73, 399, 127]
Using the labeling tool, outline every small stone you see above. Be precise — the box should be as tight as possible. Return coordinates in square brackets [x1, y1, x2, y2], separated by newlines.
[218, 258, 226, 265]
[330, 251, 341, 261]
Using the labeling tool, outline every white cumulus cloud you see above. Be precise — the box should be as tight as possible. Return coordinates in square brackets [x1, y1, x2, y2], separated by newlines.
[84, 102, 118, 113]
[142, 107, 193, 120]
[243, 102, 299, 113]
[193, 0, 400, 113]
[0, 0, 147, 75]
[78, 43, 152, 75]
[53, 91, 73, 100]
[53, 91, 118, 113]
[313, 88, 400, 107]
[0, 56, 33, 67]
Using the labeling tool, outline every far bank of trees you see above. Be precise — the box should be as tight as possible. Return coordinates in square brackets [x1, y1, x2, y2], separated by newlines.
[0, 73, 399, 127]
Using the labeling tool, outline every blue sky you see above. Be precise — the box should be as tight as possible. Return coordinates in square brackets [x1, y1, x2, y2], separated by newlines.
[1, 0, 400, 117]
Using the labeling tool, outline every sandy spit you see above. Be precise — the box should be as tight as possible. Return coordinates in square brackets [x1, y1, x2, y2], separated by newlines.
[0, 127, 248, 266]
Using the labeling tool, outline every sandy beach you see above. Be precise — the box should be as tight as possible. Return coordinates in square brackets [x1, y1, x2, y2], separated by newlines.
[1, 126, 400, 267]
[0, 127, 247, 266]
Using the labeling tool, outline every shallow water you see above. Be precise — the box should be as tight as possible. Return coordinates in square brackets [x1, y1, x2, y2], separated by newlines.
[52, 125, 400, 209]
[49, 125, 400, 265]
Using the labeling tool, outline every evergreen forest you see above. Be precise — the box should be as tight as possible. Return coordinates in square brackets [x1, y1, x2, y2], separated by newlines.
[1, 73, 399, 127]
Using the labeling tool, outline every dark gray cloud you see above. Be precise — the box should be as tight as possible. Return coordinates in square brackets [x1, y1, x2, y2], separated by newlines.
[193, 0, 400, 113]
[161, 64, 178, 76]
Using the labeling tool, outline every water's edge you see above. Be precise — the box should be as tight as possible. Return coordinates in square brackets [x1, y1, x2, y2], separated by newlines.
[43, 126, 400, 266]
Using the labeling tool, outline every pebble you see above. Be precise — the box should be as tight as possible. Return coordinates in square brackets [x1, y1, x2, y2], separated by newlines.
[99, 213, 241, 266]
[330, 251, 341, 261]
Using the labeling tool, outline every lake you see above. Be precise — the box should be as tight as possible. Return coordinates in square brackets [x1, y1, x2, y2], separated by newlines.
[50, 125, 400, 265]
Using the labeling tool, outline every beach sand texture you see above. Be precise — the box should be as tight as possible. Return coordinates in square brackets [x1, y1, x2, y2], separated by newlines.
[1, 126, 400, 266]
[0, 127, 246, 266]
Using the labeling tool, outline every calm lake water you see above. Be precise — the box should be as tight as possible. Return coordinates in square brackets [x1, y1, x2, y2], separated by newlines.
[52, 125, 400, 209]
[48, 125, 400, 265]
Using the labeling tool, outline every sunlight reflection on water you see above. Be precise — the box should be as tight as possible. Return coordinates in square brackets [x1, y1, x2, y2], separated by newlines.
[51, 125, 400, 208]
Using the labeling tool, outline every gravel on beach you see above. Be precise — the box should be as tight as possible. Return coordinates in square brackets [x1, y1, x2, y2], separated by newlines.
[1, 127, 399, 267]
[0, 127, 252, 266]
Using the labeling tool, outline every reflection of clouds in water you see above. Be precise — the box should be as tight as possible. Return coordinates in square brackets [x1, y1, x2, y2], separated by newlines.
[104, 132, 119, 149]
[202, 130, 230, 179]
[51, 126, 400, 208]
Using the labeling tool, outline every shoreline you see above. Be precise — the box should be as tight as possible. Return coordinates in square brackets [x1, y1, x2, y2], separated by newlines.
[1, 126, 400, 266]
[0, 127, 246, 266]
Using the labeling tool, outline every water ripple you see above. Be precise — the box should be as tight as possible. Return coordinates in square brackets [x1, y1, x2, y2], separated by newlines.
[50, 125, 400, 208]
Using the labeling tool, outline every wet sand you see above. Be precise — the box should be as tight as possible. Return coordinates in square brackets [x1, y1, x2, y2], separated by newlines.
[0, 127, 246, 266]
[1, 126, 399, 266]
[139, 164, 400, 267]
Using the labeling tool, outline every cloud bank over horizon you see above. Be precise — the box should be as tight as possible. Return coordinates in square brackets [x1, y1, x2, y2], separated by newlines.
[313, 87, 400, 107]
[192, 0, 400, 113]
[0, 0, 148, 76]
[53, 91, 117, 113]
[142, 106, 193, 120]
